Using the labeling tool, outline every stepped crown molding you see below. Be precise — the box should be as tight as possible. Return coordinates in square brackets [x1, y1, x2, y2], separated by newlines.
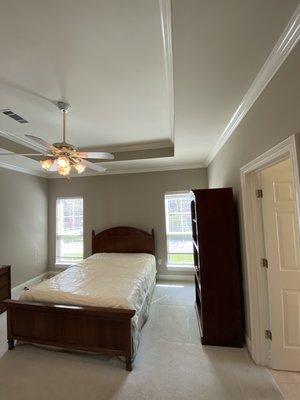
[47, 162, 206, 179]
[0, 159, 46, 177]
[0, 127, 45, 152]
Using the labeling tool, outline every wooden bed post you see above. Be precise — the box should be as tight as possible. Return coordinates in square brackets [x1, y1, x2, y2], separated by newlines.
[92, 229, 95, 254]
[7, 304, 14, 350]
[125, 319, 133, 371]
[151, 229, 155, 255]
[126, 357, 132, 371]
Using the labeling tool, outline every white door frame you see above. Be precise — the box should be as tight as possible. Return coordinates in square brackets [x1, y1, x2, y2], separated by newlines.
[240, 135, 300, 366]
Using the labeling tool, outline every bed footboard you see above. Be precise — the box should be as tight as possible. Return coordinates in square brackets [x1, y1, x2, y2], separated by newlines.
[4, 299, 136, 371]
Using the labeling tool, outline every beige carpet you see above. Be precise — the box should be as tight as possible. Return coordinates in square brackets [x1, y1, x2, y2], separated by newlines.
[0, 282, 282, 400]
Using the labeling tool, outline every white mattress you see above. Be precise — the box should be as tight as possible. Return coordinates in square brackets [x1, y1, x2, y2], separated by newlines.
[20, 253, 157, 312]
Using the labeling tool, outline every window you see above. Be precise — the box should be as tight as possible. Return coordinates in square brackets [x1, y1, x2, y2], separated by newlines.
[56, 197, 84, 264]
[164, 192, 193, 266]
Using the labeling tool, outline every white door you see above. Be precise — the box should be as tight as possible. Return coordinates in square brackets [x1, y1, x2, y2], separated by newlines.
[261, 158, 300, 371]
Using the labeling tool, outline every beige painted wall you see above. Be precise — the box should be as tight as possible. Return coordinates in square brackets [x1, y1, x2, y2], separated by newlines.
[208, 43, 300, 339]
[0, 168, 48, 287]
[48, 168, 207, 275]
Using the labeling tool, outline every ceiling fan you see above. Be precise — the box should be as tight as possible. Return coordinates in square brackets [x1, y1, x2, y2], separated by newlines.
[0, 101, 114, 177]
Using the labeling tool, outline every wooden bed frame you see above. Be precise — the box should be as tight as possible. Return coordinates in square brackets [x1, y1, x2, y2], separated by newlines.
[4, 226, 155, 371]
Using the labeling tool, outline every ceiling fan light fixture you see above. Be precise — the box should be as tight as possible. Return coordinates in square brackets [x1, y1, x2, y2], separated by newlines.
[20, 101, 113, 177]
[40, 158, 54, 170]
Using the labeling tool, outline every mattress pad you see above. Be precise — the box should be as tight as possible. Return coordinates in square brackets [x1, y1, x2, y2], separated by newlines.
[20, 252, 157, 312]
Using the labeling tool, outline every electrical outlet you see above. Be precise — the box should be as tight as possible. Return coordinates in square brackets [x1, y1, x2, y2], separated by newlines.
[158, 259, 162, 266]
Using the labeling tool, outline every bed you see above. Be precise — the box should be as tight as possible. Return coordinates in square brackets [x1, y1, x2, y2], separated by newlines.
[4, 227, 156, 371]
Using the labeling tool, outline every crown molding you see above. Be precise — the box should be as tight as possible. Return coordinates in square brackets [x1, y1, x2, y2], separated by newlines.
[0, 158, 205, 179]
[206, 4, 300, 165]
[0, 159, 47, 178]
[47, 162, 206, 179]
[0, 127, 45, 152]
[80, 140, 173, 153]
[159, 0, 174, 144]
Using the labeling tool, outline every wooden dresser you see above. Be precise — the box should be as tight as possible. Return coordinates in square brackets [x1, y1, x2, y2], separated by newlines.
[191, 188, 243, 347]
[0, 265, 11, 313]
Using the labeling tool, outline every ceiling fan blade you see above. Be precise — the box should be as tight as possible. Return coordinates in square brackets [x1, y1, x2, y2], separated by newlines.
[80, 158, 106, 172]
[75, 151, 114, 160]
[25, 134, 57, 152]
[0, 153, 45, 156]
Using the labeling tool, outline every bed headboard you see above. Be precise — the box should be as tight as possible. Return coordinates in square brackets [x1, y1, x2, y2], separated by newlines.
[92, 227, 155, 255]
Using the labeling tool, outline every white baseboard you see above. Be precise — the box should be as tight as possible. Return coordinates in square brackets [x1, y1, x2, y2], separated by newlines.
[157, 274, 194, 282]
[11, 271, 59, 299]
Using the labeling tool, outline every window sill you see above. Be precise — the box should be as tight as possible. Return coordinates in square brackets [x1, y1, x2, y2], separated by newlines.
[55, 263, 70, 269]
[167, 264, 194, 272]
[55, 261, 83, 268]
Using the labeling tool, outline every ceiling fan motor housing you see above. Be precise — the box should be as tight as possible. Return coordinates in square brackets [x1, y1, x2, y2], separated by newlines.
[57, 101, 71, 113]
[52, 142, 76, 151]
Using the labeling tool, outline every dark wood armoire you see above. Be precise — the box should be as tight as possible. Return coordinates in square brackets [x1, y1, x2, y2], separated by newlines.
[191, 188, 243, 347]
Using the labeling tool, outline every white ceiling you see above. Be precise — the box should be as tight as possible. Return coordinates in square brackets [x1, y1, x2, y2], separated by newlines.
[0, 0, 298, 177]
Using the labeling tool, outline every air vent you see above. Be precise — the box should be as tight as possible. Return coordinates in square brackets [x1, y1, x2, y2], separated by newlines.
[1, 109, 28, 124]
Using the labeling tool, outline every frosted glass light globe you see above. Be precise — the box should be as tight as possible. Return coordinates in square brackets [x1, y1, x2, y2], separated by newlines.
[40, 159, 54, 170]
[57, 164, 71, 176]
[57, 156, 69, 168]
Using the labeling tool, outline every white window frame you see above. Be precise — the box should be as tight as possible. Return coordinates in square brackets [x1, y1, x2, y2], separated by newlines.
[55, 196, 84, 266]
[164, 191, 194, 271]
